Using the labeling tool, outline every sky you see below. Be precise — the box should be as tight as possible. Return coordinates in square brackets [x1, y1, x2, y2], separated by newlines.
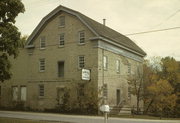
[16, 0, 180, 61]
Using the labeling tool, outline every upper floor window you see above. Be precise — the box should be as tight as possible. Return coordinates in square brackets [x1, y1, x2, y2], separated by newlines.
[59, 33, 65, 46]
[78, 56, 85, 68]
[12, 86, 18, 101]
[79, 31, 85, 44]
[128, 63, 131, 74]
[39, 59, 45, 72]
[40, 36, 46, 49]
[103, 56, 108, 70]
[116, 60, 120, 73]
[59, 16, 65, 27]
[39, 84, 44, 97]
[58, 61, 64, 77]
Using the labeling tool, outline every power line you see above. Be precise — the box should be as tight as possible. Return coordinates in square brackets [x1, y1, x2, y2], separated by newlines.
[152, 9, 180, 29]
[125, 26, 180, 36]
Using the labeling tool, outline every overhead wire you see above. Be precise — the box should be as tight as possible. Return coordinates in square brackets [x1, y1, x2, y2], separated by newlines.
[125, 26, 180, 36]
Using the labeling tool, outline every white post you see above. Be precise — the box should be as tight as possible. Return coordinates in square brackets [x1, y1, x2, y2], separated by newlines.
[104, 112, 108, 123]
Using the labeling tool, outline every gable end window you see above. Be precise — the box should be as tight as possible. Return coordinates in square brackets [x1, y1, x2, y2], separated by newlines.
[59, 33, 65, 46]
[40, 36, 46, 49]
[79, 31, 85, 44]
[59, 16, 65, 27]
[78, 56, 85, 68]
[39, 85, 44, 97]
[39, 59, 45, 72]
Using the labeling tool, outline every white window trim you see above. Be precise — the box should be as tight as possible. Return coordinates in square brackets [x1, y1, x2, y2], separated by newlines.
[39, 58, 45, 72]
[78, 55, 85, 69]
[78, 31, 85, 44]
[40, 36, 46, 49]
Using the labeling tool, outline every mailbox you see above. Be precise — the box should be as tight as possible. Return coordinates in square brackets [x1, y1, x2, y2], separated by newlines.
[100, 105, 110, 112]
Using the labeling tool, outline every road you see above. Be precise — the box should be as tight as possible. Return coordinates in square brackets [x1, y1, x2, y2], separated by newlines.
[0, 111, 179, 123]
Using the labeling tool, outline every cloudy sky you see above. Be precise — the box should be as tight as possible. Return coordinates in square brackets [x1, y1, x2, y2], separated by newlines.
[16, 0, 180, 60]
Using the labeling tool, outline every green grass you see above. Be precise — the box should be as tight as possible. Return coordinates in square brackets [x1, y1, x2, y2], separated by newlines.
[110, 114, 180, 120]
[0, 117, 70, 123]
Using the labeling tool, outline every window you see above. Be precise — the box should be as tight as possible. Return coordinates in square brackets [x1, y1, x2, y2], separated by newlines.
[12, 86, 18, 101]
[128, 86, 131, 99]
[78, 56, 85, 68]
[39, 59, 45, 72]
[116, 60, 120, 73]
[103, 56, 108, 70]
[59, 33, 65, 46]
[128, 63, 131, 74]
[59, 16, 65, 27]
[40, 36, 46, 49]
[20, 86, 26, 101]
[79, 31, 85, 44]
[39, 85, 44, 97]
[58, 61, 64, 77]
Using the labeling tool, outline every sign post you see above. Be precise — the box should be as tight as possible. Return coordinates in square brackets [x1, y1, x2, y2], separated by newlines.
[100, 105, 110, 123]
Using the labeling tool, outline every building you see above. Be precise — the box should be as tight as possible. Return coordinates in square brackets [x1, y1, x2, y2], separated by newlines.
[0, 5, 146, 114]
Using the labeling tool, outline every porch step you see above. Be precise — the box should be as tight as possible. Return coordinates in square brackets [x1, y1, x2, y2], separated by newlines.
[119, 105, 131, 115]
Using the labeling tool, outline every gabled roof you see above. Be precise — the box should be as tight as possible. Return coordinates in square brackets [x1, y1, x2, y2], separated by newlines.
[26, 5, 146, 56]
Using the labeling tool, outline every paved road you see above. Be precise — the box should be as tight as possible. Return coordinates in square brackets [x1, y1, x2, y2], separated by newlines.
[0, 111, 179, 123]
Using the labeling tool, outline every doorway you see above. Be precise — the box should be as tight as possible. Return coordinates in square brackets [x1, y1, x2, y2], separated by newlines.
[116, 89, 121, 105]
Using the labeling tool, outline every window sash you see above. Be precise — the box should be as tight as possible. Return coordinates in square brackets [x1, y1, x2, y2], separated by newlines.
[59, 34, 65, 46]
[40, 36, 46, 49]
[59, 16, 65, 27]
[78, 56, 85, 68]
[20, 86, 26, 101]
[39, 59, 45, 72]
[39, 85, 44, 97]
[103, 56, 108, 70]
[128, 64, 131, 74]
[12, 86, 18, 101]
[79, 31, 85, 44]
[116, 60, 120, 73]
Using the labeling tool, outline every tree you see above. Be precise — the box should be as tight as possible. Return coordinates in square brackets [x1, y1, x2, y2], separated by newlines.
[0, 0, 25, 82]
[128, 65, 143, 114]
[147, 79, 177, 117]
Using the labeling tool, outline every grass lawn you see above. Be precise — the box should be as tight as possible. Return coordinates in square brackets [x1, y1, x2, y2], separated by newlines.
[0, 117, 70, 123]
[110, 114, 180, 120]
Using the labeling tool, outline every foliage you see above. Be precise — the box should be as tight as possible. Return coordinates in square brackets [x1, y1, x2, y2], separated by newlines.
[0, 0, 25, 82]
[128, 65, 143, 114]
[143, 56, 180, 117]
[147, 80, 177, 114]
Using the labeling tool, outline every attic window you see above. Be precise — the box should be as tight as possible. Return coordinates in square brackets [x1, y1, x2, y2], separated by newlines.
[59, 16, 65, 27]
